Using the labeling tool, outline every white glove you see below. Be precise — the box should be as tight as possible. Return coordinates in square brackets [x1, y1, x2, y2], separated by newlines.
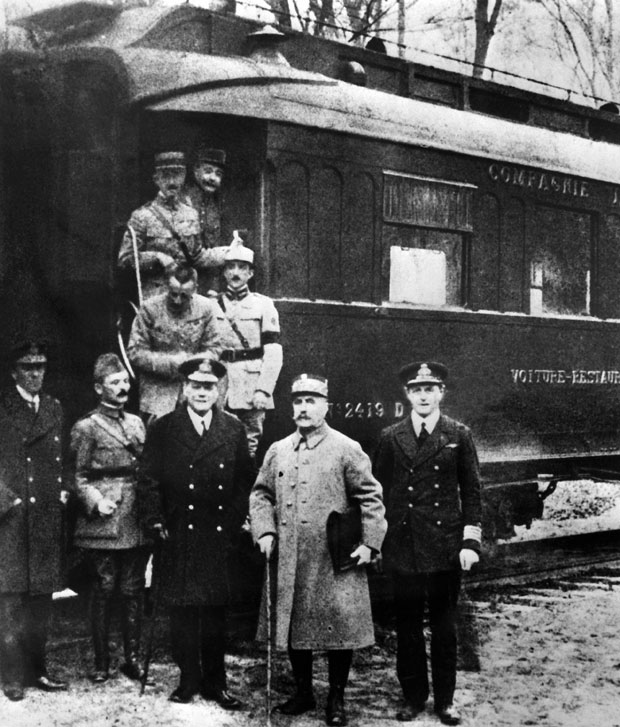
[459, 548, 479, 571]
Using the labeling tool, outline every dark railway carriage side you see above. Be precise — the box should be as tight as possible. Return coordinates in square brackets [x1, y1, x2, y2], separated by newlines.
[4, 8, 620, 543]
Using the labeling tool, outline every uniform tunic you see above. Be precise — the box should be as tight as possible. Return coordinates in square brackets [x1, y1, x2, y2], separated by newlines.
[127, 293, 222, 417]
[137, 406, 254, 606]
[0, 389, 64, 595]
[373, 414, 482, 574]
[118, 194, 228, 300]
[250, 423, 386, 650]
[70, 405, 145, 550]
[216, 290, 282, 411]
[183, 185, 232, 295]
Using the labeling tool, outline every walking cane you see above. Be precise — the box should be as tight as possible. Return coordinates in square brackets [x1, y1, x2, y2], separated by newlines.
[266, 549, 272, 727]
[140, 539, 161, 695]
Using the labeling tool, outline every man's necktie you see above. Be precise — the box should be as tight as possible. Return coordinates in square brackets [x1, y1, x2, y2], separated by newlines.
[201, 420, 208, 437]
[418, 422, 429, 445]
[27, 400, 37, 414]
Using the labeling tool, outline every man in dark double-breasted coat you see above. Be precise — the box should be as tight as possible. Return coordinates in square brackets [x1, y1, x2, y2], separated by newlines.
[0, 340, 69, 701]
[137, 354, 254, 709]
[373, 362, 482, 726]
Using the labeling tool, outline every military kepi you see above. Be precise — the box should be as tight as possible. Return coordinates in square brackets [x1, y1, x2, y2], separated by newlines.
[195, 147, 226, 168]
[291, 373, 329, 398]
[179, 355, 226, 382]
[399, 361, 448, 387]
[154, 151, 186, 170]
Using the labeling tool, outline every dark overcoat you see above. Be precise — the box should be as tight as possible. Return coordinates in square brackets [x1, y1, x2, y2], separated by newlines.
[373, 414, 482, 574]
[250, 424, 387, 650]
[0, 388, 65, 594]
[137, 405, 254, 606]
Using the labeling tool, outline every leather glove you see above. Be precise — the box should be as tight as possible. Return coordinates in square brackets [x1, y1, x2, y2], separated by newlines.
[459, 548, 479, 571]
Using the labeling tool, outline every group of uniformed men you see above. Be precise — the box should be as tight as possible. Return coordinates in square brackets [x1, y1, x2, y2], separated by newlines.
[0, 149, 482, 727]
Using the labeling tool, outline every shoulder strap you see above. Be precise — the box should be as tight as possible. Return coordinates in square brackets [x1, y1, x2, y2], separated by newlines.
[217, 294, 251, 350]
[148, 202, 194, 265]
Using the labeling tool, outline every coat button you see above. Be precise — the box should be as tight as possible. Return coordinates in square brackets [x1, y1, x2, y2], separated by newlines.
[219, 463, 224, 469]
[434, 484, 440, 489]
[218, 485, 223, 490]
[434, 465, 439, 470]
[56, 457, 61, 462]
[189, 484, 195, 490]
[434, 502, 439, 507]
[57, 477, 62, 483]
[218, 505, 223, 511]
[189, 464, 193, 469]
[188, 505, 194, 510]
[281, 520, 287, 525]
[188, 524, 194, 530]
[29, 496, 36, 504]
[437, 520, 442, 525]
[216, 526, 222, 532]
[408, 503, 413, 508]
[408, 486, 413, 492]
[26, 457, 31, 463]
[286, 501, 292, 507]
[28, 477, 33, 483]
[54, 436, 59, 442]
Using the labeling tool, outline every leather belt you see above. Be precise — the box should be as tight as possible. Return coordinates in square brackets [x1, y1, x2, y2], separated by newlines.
[220, 347, 263, 362]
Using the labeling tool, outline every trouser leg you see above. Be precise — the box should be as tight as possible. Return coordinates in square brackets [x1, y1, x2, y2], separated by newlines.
[119, 548, 150, 680]
[428, 571, 461, 709]
[170, 606, 201, 691]
[0, 594, 25, 691]
[89, 550, 117, 680]
[274, 646, 315, 714]
[22, 594, 52, 682]
[200, 605, 227, 692]
[393, 572, 430, 707]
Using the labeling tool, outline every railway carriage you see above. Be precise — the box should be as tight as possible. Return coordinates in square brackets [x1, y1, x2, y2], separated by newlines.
[4, 3, 620, 550]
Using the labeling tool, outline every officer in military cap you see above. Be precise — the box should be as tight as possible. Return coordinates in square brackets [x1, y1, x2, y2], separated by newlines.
[216, 244, 283, 459]
[70, 353, 149, 684]
[137, 354, 254, 708]
[373, 362, 482, 725]
[0, 339, 68, 700]
[183, 146, 231, 296]
[118, 151, 234, 301]
[250, 374, 386, 726]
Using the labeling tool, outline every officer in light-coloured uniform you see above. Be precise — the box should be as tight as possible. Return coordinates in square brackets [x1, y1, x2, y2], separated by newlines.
[118, 152, 232, 301]
[216, 245, 283, 458]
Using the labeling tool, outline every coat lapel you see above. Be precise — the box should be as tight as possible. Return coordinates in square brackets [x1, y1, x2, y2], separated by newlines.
[394, 417, 419, 464]
[394, 413, 455, 470]
[192, 407, 228, 463]
[1, 389, 54, 443]
[169, 406, 202, 454]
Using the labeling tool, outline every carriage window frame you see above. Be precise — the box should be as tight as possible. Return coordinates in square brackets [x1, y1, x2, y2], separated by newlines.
[382, 172, 476, 309]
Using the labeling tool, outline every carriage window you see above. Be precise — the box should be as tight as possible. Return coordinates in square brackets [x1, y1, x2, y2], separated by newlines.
[529, 206, 592, 316]
[387, 230, 463, 305]
[383, 173, 473, 307]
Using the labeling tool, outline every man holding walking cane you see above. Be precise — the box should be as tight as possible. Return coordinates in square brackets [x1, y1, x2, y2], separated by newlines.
[250, 374, 387, 726]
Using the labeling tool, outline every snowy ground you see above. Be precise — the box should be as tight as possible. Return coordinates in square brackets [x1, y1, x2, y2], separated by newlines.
[5, 572, 620, 727]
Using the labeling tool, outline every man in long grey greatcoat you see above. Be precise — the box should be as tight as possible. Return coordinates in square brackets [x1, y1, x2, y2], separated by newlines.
[250, 374, 386, 727]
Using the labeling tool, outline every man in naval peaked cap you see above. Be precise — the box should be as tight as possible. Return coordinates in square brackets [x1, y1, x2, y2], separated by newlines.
[373, 361, 482, 725]
[137, 353, 254, 708]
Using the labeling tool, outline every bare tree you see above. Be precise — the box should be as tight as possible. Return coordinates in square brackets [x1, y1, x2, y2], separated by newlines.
[472, 0, 504, 76]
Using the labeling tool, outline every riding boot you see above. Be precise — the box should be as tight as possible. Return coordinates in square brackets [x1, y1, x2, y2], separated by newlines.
[1, 630, 25, 700]
[274, 648, 316, 715]
[120, 596, 144, 681]
[326, 650, 351, 726]
[90, 588, 111, 683]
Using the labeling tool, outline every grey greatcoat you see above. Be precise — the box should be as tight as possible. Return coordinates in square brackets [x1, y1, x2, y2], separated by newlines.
[127, 292, 222, 417]
[250, 423, 387, 651]
[0, 389, 65, 594]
